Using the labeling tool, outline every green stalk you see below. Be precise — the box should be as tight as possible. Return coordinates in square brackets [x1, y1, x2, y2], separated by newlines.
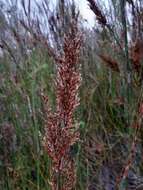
[120, 0, 132, 125]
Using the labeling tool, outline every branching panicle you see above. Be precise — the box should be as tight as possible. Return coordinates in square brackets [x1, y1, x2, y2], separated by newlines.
[42, 21, 81, 190]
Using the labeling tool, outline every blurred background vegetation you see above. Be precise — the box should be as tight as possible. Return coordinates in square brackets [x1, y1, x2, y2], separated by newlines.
[1, 0, 143, 189]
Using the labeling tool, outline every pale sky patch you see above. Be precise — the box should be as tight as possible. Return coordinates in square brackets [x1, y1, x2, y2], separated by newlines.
[49, 0, 95, 27]
[76, 0, 95, 27]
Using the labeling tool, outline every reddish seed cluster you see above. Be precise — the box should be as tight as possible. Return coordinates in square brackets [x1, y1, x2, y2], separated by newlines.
[98, 54, 120, 72]
[139, 102, 143, 117]
[99, 40, 143, 74]
[42, 23, 81, 190]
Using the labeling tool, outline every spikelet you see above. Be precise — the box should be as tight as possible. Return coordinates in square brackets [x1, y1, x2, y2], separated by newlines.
[87, 0, 107, 26]
[98, 54, 119, 72]
[130, 40, 143, 72]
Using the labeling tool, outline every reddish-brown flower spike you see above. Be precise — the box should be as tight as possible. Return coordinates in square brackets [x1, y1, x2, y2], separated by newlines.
[98, 54, 120, 72]
[43, 21, 82, 190]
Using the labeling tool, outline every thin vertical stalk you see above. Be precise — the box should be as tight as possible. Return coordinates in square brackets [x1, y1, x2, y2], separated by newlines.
[120, 0, 132, 125]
